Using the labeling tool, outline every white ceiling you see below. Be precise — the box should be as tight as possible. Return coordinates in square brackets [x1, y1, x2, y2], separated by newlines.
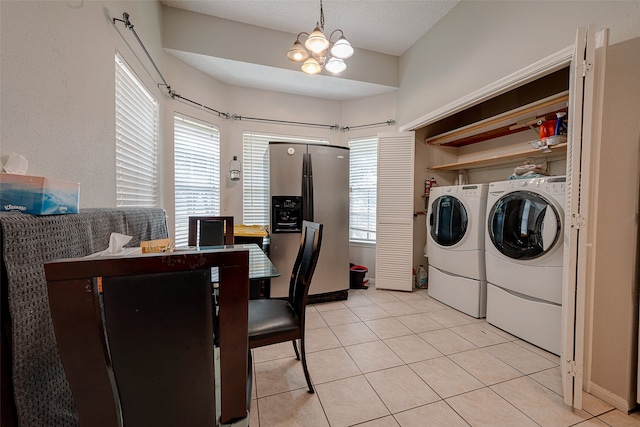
[161, 0, 460, 100]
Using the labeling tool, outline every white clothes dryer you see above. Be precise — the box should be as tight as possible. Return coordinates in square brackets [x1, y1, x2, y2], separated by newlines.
[484, 176, 566, 354]
[426, 184, 489, 318]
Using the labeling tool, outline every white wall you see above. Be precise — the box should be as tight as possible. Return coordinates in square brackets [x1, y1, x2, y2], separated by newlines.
[398, 1, 640, 128]
[1, 0, 163, 208]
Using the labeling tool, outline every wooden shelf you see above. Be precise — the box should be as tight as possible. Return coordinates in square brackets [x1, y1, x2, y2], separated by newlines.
[429, 143, 567, 171]
[425, 92, 569, 148]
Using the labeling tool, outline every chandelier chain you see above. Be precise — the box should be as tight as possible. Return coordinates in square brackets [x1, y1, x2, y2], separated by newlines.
[319, 0, 325, 29]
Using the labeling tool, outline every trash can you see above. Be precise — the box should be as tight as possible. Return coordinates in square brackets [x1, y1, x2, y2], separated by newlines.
[349, 263, 369, 289]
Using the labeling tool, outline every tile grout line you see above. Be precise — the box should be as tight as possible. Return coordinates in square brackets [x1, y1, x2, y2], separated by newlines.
[253, 286, 623, 426]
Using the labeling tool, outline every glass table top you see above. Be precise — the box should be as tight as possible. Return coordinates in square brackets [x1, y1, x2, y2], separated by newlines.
[179, 243, 280, 280]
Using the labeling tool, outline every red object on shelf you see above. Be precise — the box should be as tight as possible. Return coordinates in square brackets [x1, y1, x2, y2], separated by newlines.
[539, 120, 556, 140]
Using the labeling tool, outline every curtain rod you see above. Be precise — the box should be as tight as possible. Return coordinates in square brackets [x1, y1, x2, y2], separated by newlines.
[340, 120, 397, 131]
[113, 12, 395, 132]
[114, 13, 172, 93]
[230, 115, 340, 130]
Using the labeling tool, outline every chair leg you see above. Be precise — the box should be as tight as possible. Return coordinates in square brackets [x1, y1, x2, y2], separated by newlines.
[292, 339, 300, 360]
[299, 335, 314, 393]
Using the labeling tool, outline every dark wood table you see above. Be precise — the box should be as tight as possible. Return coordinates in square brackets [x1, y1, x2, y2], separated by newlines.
[45, 246, 278, 426]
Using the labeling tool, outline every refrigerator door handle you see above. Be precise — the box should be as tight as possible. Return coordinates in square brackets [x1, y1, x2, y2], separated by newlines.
[302, 153, 310, 221]
[307, 153, 314, 221]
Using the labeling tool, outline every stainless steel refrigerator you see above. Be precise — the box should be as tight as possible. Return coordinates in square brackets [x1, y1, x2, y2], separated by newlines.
[269, 142, 350, 301]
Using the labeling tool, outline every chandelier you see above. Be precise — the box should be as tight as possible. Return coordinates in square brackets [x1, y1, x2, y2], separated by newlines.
[286, 0, 354, 75]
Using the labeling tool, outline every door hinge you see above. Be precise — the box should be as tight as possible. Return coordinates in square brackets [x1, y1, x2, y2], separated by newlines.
[571, 214, 587, 229]
[566, 360, 581, 377]
[582, 60, 593, 77]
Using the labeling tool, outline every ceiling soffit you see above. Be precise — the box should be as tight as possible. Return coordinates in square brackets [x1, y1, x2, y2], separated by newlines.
[161, 6, 399, 100]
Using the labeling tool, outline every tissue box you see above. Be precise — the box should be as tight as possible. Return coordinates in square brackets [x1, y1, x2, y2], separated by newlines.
[0, 173, 80, 215]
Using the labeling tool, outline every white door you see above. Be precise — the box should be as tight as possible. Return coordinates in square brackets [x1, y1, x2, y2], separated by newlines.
[562, 24, 609, 409]
[375, 132, 415, 291]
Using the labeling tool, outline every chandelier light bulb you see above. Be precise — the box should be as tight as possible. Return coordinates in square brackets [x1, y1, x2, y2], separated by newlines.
[305, 25, 330, 54]
[330, 36, 354, 59]
[301, 57, 322, 74]
[286, 40, 309, 62]
[324, 57, 347, 74]
[285, 0, 354, 75]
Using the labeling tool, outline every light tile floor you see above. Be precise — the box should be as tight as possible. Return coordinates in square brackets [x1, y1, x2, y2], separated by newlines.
[249, 286, 640, 426]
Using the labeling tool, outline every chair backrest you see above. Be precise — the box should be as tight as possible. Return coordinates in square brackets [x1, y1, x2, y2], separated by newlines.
[288, 220, 323, 318]
[103, 269, 215, 426]
[45, 250, 249, 427]
[188, 216, 235, 246]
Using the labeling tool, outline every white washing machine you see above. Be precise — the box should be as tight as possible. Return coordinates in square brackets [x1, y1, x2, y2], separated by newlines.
[484, 176, 566, 355]
[426, 184, 489, 318]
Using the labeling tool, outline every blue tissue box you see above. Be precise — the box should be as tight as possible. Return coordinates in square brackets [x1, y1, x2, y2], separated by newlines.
[0, 173, 80, 215]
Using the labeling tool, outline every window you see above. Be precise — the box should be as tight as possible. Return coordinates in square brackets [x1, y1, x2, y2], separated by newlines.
[115, 54, 159, 207]
[349, 137, 378, 242]
[173, 115, 221, 247]
[242, 133, 327, 226]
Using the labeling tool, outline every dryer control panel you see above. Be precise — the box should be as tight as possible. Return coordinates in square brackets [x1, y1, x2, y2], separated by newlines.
[440, 184, 488, 200]
[492, 176, 565, 195]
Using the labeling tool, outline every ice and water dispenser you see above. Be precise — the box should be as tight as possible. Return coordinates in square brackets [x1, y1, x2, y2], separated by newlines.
[271, 196, 303, 233]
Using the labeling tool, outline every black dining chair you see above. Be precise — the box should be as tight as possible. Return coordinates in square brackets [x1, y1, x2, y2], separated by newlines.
[188, 216, 235, 246]
[45, 250, 251, 426]
[247, 220, 323, 393]
[188, 215, 235, 307]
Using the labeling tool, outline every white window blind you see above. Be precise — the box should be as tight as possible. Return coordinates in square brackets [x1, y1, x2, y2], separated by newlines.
[242, 133, 327, 226]
[174, 115, 221, 247]
[115, 54, 159, 207]
[349, 137, 378, 242]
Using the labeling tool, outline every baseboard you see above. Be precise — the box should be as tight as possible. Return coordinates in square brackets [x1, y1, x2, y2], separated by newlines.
[308, 289, 348, 304]
[588, 381, 636, 413]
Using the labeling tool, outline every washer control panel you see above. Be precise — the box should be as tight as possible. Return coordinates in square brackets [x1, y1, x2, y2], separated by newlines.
[491, 176, 565, 195]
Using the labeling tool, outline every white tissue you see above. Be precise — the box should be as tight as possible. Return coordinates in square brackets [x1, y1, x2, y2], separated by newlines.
[86, 232, 141, 257]
[3, 153, 29, 175]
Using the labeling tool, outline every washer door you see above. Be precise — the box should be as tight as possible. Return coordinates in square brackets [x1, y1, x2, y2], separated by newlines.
[488, 191, 561, 260]
[430, 195, 468, 247]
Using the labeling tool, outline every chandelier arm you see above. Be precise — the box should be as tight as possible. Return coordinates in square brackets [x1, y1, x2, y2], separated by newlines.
[328, 29, 344, 43]
[295, 32, 309, 42]
[289, 0, 352, 74]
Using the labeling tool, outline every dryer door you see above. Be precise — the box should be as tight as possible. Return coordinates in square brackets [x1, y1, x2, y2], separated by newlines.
[429, 195, 468, 247]
[488, 191, 561, 260]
